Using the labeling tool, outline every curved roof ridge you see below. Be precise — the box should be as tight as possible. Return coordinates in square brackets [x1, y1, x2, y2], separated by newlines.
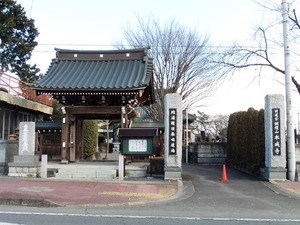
[54, 47, 150, 54]
[34, 48, 154, 92]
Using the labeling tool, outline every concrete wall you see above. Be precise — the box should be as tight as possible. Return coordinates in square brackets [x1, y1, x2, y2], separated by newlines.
[296, 144, 300, 162]
[0, 91, 52, 115]
[188, 142, 227, 164]
[0, 140, 18, 174]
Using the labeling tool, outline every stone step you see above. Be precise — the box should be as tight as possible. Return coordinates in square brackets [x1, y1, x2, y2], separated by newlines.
[54, 171, 116, 179]
[47, 162, 149, 179]
[48, 164, 118, 179]
[125, 165, 148, 177]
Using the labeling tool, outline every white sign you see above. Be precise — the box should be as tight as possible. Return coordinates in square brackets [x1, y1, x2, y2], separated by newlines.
[128, 139, 147, 152]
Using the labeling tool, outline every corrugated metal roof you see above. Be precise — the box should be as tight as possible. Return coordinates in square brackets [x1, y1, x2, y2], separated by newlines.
[35, 48, 153, 91]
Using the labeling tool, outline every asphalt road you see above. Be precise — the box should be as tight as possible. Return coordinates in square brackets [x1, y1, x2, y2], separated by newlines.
[0, 213, 300, 225]
[1, 164, 300, 225]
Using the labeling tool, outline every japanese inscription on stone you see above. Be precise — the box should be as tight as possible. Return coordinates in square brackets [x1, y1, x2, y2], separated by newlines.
[272, 108, 281, 156]
[19, 122, 35, 155]
[169, 108, 177, 155]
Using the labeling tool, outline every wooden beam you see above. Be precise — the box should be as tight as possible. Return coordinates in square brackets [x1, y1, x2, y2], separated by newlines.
[65, 106, 121, 115]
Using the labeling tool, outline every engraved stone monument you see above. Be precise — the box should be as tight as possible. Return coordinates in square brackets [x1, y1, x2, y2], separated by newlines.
[261, 94, 287, 180]
[164, 93, 182, 180]
[8, 122, 40, 177]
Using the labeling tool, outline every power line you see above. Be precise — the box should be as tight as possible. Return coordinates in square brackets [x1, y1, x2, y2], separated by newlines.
[33, 43, 275, 50]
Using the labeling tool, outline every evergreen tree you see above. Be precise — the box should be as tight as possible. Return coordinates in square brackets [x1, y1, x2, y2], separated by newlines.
[0, 0, 39, 82]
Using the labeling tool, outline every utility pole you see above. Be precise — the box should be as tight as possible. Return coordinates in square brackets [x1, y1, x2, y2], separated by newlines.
[186, 109, 189, 164]
[282, 0, 296, 181]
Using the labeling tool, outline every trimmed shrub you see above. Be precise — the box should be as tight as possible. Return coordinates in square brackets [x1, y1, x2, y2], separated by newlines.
[83, 120, 98, 159]
[227, 108, 265, 175]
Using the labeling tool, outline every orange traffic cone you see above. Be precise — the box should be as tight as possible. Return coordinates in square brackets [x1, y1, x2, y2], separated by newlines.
[221, 164, 228, 182]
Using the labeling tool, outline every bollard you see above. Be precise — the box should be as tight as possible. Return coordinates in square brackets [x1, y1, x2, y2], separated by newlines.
[119, 154, 124, 180]
[41, 154, 48, 178]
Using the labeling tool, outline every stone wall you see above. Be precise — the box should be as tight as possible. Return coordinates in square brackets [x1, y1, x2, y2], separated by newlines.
[188, 142, 227, 164]
[0, 140, 18, 174]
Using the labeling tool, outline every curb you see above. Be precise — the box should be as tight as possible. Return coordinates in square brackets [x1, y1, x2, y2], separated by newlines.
[0, 198, 62, 207]
[263, 181, 300, 200]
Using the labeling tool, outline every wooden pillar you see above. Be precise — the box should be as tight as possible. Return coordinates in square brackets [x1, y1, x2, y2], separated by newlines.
[15, 109, 20, 130]
[121, 106, 127, 128]
[76, 118, 83, 161]
[40, 133, 44, 154]
[35, 130, 40, 156]
[69, 115, 76, 162]
[61, 107, 69, 164]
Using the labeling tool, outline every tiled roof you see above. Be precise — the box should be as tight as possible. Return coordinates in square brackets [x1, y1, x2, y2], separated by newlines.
[36, 121, 62, 130]
[34, 48, 153, 91]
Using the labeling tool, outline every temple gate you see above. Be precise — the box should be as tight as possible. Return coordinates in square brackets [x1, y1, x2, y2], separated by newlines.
[33, 48, 155, 163]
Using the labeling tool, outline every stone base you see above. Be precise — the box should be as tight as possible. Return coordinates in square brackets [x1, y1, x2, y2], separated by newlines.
[164, 167, 182, 180]
[60, 159, 69, 164]
[260, 167, 287, 180]
[0, 162, 6, 175]
[8, 155, 40, 178]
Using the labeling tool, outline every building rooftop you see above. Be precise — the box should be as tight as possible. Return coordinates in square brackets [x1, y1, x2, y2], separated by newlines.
[33, 48, 155, 106]
[35, 48, 153, 92]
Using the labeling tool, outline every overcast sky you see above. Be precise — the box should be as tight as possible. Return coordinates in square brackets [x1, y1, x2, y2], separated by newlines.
[16, 0, 300, 123]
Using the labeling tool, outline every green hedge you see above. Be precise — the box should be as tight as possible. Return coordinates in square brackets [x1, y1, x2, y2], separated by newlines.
[83, 120, 98, 159]
[227, 108, 265, 175]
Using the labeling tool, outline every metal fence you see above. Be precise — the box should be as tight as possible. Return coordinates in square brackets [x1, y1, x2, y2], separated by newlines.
[0, 71, 52, 106]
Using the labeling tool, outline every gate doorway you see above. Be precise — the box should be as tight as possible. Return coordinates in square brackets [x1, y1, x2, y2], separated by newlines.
[36, 121, 61, 161]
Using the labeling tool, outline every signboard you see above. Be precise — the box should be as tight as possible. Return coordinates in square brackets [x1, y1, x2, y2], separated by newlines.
[272, 108, 281, 156]
[118, 128, 157, 155]
[128, 139, 147, 152]
[169, 108, 177, 155]
[121, 138, 153, 155]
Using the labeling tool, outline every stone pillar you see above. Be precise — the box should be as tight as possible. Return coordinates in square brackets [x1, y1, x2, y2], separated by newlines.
[8, 122, 40, 177]
[164, 93, 182, 180]
[262, 94, 287, 180]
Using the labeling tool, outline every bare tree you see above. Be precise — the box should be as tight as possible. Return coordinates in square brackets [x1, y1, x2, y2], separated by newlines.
[213, 1, 300, 92]
[210, 114, 229, 141]
[192, 111, 211, 136]
[116, 17, 223, 121]
[192, 111, 229, 142]
[216, 26, 284, 75]
[290, 8, 300, 30]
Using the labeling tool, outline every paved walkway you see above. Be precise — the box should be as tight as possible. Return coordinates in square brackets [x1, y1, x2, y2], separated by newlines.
[271, 180, 300, 198]
[0, 168, 300, 207]
[0, 177, 179, 207]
